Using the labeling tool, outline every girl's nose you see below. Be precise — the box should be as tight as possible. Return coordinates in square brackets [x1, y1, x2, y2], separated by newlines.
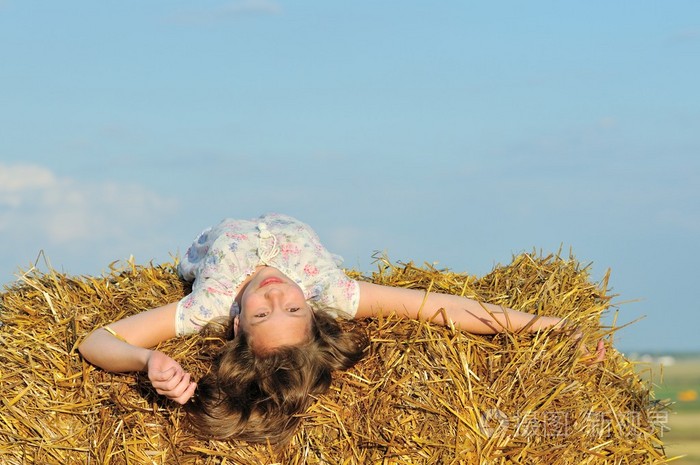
[264, 287, 284, 306]
[265, 286, 283, 297]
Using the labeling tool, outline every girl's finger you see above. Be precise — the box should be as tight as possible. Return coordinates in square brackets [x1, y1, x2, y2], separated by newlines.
[152, 368, 185, 391]
[594, 340, 606, 363]
[173, 381, 198, 405]
[582, 340, 606, 365]
[165, 372, 192, 399]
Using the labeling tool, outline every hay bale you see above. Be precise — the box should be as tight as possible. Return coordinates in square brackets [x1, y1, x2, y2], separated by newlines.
[0, 252, 668, 464]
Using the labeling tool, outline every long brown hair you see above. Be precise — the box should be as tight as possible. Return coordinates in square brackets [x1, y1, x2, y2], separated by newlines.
[185, 308, 368, 445]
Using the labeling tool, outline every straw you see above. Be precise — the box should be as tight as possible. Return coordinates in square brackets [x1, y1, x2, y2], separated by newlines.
[0, 252, 670, 464]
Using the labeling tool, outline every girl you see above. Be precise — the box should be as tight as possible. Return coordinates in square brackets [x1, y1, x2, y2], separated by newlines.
[78, 213, 604, 444]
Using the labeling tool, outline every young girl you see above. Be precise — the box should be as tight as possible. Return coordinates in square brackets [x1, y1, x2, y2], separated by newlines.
[78, 213, 604, 445]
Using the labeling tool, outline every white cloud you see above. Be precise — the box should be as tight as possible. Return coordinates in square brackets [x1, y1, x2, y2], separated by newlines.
[0, 163, 56, 192]
[0, 163, 177, 245]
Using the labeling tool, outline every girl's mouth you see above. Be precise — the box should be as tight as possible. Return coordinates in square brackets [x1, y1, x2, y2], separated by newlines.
[259, 277, 283, 288]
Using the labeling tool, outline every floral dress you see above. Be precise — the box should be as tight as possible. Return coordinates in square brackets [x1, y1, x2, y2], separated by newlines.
[175, 213, 360, 336]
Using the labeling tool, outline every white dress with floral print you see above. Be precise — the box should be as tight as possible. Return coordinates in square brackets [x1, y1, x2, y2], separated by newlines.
[175, 213, 360, 336]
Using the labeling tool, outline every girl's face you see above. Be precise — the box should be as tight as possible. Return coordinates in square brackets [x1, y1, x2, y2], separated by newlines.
[235, 267, 313, 351]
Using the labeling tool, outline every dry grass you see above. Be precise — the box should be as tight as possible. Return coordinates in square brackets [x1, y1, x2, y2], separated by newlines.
[0, 252, 671, 464]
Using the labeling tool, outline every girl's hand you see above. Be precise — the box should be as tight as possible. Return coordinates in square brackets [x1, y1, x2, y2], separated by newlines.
[554, 320, 606, 365]
[580, 339, 606, 365]
[146, 350, 197, 404]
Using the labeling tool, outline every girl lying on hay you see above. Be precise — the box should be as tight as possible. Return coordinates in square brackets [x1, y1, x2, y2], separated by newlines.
[79, 212, 605, 445]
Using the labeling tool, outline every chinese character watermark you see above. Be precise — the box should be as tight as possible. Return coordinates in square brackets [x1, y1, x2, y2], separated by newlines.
[478, 408, 669, 439]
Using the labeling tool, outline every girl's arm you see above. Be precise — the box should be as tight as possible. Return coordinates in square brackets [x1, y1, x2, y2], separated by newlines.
[78, 302, 197, 404]
[355, 281, 563, 334]
[355, 282, 605, 363]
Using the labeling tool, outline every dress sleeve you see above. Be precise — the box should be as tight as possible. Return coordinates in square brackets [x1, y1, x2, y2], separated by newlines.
[178, 227, 213, 283]
[316, 272, 360, 319]
[175, 278, 236, 336]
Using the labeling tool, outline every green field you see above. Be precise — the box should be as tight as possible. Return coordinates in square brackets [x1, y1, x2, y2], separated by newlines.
[634, 354, 700, 464]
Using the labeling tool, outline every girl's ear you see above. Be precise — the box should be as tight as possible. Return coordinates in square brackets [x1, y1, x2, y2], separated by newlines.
[233, 315, 240, 336]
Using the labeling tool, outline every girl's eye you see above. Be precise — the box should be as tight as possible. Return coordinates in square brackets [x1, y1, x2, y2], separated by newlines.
[288, 307, 300, 313]
[254, 312, 268, 318]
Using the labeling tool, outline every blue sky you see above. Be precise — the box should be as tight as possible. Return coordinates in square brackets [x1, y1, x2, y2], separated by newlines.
[1, 1, 698, 353]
